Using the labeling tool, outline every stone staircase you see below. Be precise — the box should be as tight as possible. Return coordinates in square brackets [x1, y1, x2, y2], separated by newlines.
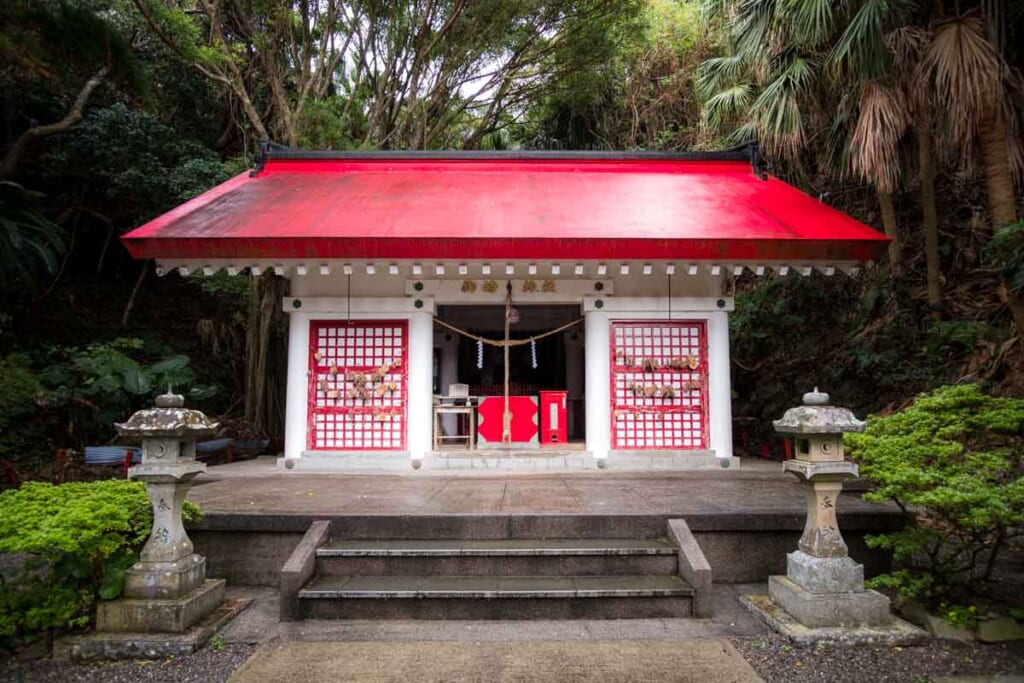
[280, 517, 711, 620]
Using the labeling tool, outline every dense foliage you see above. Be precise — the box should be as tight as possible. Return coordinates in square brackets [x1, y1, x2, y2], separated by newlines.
[0, 0, 1020, 472]
[846, 385, 1024, 604]
[0, 338, 217, 471]
[0, 480, 201, 648]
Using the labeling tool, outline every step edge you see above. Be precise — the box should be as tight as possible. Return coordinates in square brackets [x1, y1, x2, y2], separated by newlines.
[316, 547, 677, 558]
[298, 587, 694, 599]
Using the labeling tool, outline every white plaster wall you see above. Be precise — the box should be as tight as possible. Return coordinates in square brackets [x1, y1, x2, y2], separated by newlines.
[282, 291, 734, 463]
[282, 296, 435, 462]
[582, 296, 734, 460]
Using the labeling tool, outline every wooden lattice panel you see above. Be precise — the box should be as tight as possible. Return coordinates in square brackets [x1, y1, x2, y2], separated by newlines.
[610, 321, 708, 450]
[307, 321, 407, 451]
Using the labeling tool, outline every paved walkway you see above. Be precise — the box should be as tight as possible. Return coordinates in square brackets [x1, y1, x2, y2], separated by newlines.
[222, 584, 769, 645]
[190, 459, 893, 518]
[222, 585, 767, 682]
[229, 639, 762, 682]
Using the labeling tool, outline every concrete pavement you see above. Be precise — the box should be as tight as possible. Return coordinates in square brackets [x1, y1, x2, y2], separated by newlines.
[228, 639, 763, 682]
[220, 585, 769, 645]
[222, 585, 767, 682]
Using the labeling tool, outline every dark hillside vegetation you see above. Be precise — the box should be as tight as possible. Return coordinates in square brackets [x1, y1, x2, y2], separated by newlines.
[0, 0, 1021, 476]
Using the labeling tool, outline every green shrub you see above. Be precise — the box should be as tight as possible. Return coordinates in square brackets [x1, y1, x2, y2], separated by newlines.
[845, 384, 1024, 605]
[0, 480, 201, 648]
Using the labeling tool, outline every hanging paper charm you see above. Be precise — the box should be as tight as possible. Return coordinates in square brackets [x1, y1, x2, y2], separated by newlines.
[530, 338, 538, 369]
[477, 339, 484, 369]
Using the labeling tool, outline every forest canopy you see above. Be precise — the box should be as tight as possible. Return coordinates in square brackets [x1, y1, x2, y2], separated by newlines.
[0, 0, 1021, 464]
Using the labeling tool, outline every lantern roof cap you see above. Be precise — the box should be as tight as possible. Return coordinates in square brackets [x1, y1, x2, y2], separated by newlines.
[116, 390, 219, 438]
[773, 388, 865, 435]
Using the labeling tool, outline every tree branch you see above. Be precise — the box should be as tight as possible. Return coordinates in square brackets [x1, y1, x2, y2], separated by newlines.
[1, 67, 108, 179]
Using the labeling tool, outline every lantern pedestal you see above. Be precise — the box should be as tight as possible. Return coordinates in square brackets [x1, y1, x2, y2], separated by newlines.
[95, 579, 226, 634]
[97, 466, 226, 634]
[61, 392, 247, 661]
[742, 388, 926, 644]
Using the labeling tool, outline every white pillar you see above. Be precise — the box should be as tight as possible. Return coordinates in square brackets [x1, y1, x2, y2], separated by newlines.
[283, 311, 310, 460]
[584, 311, 611, 463]
[707, 310, 734, 460]
[407, 310, 434, 465]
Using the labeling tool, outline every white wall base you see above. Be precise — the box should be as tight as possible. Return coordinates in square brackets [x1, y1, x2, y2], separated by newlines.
[278, 449, 739, 472]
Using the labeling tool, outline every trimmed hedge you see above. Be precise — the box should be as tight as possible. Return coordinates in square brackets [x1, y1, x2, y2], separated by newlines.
[0, 480, 201, 648]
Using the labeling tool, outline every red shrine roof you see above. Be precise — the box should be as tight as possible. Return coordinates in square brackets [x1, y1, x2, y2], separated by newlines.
[121, 148, 888, 263]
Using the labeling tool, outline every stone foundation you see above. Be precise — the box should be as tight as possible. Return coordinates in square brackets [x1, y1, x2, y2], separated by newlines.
[767, 575, 891, 628]
[97, 579, 226, 633]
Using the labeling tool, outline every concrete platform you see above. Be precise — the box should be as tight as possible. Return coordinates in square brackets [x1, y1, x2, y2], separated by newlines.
[185, 459, 904, 588]
[189, 458, 887, 516]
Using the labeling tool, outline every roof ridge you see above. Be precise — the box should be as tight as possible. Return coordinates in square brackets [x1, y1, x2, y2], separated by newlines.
[252, 141, 768, 179]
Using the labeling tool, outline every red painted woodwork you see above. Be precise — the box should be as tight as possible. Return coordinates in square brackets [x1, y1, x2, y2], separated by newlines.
[307, 320, 408, 451]
[610, 321, 709, 450]
[476, 396, 539, 444]
[539, 390, 568, 444]
[121, 157, 888, 262]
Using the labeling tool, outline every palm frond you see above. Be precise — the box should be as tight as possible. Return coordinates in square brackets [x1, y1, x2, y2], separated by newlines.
[780, 0, 835, 50]
[0, 181, 65, 287]
[733, 0, 778, 63]
[885, 25, 929, 73]
[821, 90, 859, 178]
[850, 80, 910, 192]
[704, 84, 755, 130]
[750, 56, 819, 159]
[696, 53, 748, 98]
[919, 16, 1006, 148]
[828, 0, 904, 80]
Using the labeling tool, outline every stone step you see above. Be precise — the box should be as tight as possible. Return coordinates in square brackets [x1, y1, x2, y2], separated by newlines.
[315, 538, 678, 576]
[327, 514, 671, 540]
[298, 574, 693, 620]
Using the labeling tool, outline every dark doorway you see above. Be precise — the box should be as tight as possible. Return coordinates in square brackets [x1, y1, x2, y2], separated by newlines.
[436, 305, 585, 441]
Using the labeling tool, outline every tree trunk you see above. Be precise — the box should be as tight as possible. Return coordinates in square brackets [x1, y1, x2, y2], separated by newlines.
[877, 189, 902, 274]
[919, 125, 943, 322]
[244, 273, 289, 439]
[980, 110, 1017, 230]
[979, 110, 1024, 334]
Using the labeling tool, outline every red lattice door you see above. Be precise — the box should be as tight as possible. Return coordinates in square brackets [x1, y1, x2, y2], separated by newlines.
[610, 321, 708, 450]
[307, 321, 408, 451]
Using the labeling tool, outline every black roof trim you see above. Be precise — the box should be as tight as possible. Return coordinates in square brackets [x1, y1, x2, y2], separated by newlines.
[252, 140, 768, 178]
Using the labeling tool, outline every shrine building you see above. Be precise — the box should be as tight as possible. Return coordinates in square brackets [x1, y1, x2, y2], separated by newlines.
[120, 145, 888, 471]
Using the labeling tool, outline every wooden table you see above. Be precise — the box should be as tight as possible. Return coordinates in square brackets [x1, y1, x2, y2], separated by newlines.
[432, 399, 477, 451]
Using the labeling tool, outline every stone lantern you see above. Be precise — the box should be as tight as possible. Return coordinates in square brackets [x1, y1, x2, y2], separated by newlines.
[96, 390, 225, 634]
[766, 388, 892, 628]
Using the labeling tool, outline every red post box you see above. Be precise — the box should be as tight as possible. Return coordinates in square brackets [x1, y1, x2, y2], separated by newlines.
[539, 390, 568, 444]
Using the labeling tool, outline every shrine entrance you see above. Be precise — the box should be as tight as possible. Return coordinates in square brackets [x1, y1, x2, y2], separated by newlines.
[433, 304, 586, 450]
